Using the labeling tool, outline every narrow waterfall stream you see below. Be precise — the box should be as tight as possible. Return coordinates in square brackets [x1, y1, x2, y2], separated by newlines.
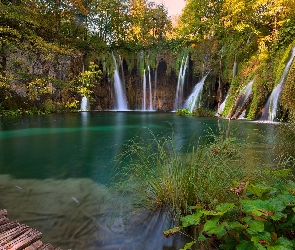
[261, 46, 295, 121]
[112, 54, 128, 111]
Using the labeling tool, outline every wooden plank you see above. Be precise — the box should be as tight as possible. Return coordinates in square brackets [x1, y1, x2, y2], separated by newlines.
[0, 221, 19, 233]
[0, 217, 9, 226]
[0, 224, 29, 243]
[23, 240, 43, 250]
[0, 210, 7, 218]
[3, 228, 42, 250]
[38, 243, 55, 250]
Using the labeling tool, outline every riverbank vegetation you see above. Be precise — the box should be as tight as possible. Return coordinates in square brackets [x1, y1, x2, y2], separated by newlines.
[112, 123, 295, 249]
[113, 124, 270, 220]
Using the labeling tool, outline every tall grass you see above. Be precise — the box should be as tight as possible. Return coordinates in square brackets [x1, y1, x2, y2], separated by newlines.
[112, 127, 264, 222]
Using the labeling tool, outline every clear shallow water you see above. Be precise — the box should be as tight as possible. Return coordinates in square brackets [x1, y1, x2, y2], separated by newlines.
[0, 112, 278, 249]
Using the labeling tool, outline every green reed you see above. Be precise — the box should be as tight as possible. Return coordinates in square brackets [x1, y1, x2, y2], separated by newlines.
[111, 128, 265, 222]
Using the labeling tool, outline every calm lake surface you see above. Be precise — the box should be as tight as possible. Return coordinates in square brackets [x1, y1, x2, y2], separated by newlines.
[0, 112, 279, 249]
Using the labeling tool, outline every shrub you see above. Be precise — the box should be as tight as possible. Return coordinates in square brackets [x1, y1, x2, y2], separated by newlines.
[176, 108, 192, 116]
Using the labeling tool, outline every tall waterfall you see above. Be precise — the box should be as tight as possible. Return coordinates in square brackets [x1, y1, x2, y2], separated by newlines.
[174, 55, 189, 110]
[80, 96, 89, 111]
[80, 62, 89, 111]
[153, 68, 157, 110]
[142, 69, 147, 110]
[262, 46, 295, 121]
[184, 74, 208, 112]
[148, 66, 153, 111]
[112, 53, 128, 111]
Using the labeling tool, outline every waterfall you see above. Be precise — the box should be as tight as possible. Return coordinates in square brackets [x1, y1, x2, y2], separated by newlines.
[148, 66, 153, 111]
[112, 53, 128, 111]
[174, 55, 189, 110]
[262, 46, 295, 121]
[184, 74, 208, 112]
[237, 80, 254, 119]
[241, 80, 253, 103]
[153, 68, 157, 110]
[142, 69, 147, 111]
[80, 96, 88, 111]
[219, 93, 228, 114]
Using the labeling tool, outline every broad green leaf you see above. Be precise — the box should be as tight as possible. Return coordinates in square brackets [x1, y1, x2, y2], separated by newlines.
[247, 220, 264, 234]
[202, 216, 227, 238]
[220, 237, 238, 250]
[247, 184, 272, 198]
[241, 199, 286, 217]
[270, 211, 287, 221]
[251, 231, 271, 247]
[267, 237, 294, 250]
[181, 210, 203, 227]
[203, 203, 234, 216]
[237, 240, 255, 250]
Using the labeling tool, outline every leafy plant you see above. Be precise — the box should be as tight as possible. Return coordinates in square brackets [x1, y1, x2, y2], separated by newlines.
[176, 108, 192, 116]
[164, 168, 295, 250]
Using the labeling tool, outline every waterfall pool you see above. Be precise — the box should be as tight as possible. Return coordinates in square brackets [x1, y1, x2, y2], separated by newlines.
[0, 112, 280, 249]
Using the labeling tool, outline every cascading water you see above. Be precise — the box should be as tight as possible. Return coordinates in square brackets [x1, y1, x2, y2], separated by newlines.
[148, 66, 153, 111]
[80, 96, 88, 111]
[142, 69, 147, 110]
[261, 46, 295, 121]
[112, 53, 128, 111]
[174, 55, 189, 110]
[238, 80, 253, 119]
[153, 68, 157, 110]
[219, 93, 228, 114]
[184, 74, 208, 112]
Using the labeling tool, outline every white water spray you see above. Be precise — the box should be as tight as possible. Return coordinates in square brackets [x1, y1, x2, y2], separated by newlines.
[263, 46, 295, 121]
[112, 53, 128, 111]
[184, 74, 208, 112]
[80, 96, 89, 111]
[148, 66, 153, 111]
[142, 70, 146, 111]
[174, 55, 189, 110]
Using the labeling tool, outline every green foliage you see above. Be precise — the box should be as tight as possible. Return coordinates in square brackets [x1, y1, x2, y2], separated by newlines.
[164, 169, 295, 250]
[112, 128, 265, 221]
[77, 62, 101, 98]
[193, 107, 215, 117]
[176, 108, 192, 116]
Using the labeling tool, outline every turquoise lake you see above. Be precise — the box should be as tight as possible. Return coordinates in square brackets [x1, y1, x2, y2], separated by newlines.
[0, 112, 279, 249]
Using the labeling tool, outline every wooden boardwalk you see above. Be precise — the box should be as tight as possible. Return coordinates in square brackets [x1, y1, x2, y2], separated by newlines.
[0, 209, 63, 250]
